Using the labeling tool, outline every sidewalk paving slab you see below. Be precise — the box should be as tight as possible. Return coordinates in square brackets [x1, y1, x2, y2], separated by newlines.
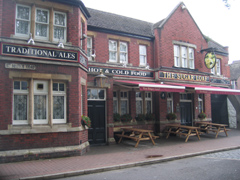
[0, 129, 240, 180]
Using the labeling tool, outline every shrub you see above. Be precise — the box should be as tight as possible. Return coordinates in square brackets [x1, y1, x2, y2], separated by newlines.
[136, 114, 146, 122]
[166, 112, 177, 120]
[198, 112, 206, 119]
[120, 114, 132, 122]
[114, 113, 121, 122]
[145, 113, 156, 121]
[81, 115, 91, 128]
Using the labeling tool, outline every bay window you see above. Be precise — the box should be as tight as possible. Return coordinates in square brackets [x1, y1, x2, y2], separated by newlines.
[87, 36, 93, 60]
[15, 4, 67, 42]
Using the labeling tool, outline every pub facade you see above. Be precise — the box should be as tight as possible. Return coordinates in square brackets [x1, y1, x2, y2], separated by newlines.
[1, 1, 240, 162]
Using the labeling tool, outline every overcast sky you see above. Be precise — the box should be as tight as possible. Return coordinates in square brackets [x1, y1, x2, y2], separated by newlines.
[83, 0, 240, 64]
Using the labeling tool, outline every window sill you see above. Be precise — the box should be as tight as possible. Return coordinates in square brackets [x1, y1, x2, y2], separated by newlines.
[0, 123, 85, 135]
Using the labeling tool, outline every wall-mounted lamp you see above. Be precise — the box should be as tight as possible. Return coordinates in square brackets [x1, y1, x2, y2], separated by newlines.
[57, 38, 64, 48]
[80, 34, 87, 40]
[94, 69, 108, 88]
[91, 49, 96, 59]
[27, 33, 35, 45]
[145, 63, 149, 70]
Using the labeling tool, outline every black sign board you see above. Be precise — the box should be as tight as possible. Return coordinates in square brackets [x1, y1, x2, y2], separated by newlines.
[1, 43, 78, 62]
[89, 67, 153, 78]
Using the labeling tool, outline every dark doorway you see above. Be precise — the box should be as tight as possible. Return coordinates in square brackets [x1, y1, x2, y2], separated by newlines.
[211, 94, 229, 125]
[88, 101, 106, 145]
[180, 102, 192, 126]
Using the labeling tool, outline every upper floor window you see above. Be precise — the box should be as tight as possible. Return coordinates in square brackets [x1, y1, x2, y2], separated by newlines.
[15, 4, 67, 42]
[109, 40, 128, 64]
[139, 45, 147, 66]
[211, 58, 221, 75]
[87, 36, 93, 60]
[174, 45, 195, 69]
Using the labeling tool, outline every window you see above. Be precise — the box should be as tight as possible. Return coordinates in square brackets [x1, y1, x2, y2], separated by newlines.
[167, 93, 173, 113]
[198, 94, 204, 113]
[54, 11, 67, 42]
[13, 81, 29, 124]
[145, 92, 152, 114]
[174, 45, 195, 69]
[139, 45, 147, 66]
[113, 91, 118, 114]
[120, 91, 128, 115]
[15, 4, 67, 42]
[136, 92, 143, 115]
[211, 59, 221, 75]
[15, 4, 31, 36]
[53, 82, 66, 123]
[13, 80, 67, 125]
[109, 40, 128, 63]
[87, 36, 93, 60]
[87, 89, 105, 100]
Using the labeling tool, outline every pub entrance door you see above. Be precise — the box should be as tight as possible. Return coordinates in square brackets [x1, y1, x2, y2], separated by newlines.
[180, 93, 193, 126]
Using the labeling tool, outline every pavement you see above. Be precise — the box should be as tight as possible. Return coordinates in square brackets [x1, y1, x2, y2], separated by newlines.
[0, 129, 240, 180]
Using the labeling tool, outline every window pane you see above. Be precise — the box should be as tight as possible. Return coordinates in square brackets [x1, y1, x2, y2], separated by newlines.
[14, 81, 20, 90]
[17, 6, 30, 20]
[120, 43, 127, 52]
[113, 100, 118, 114]
[21, 81, 28, 90]
[54, 13, 65, 26]
[53, 83, 58, 91]
[16, 20, 29, 34]
[109, 41, 117, 51]
[146, 101, 151, 114]
[121, 100, 127, 115]
[14, 95, 27, 120]
[167, 101, 172, 113]
[53, 96, 64, 119]
[87, 89, 91, 99]
[91, 89, 98, 99]
[34, 95, 47, 120]
[120, 53, 127, 63]
[136, 101, 142, 115]
[54, 27, 64, 39]
[98, 90, 104, 99]
[36, 9, 48, 23]
[109, 52, 117, 61]
[36, 24, 48, 37]
[59, 83, 64, 91]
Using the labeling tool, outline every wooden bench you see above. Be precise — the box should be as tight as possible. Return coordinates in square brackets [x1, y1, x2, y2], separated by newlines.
[117, 128, 158, 148]
[165, 124, 201, 142]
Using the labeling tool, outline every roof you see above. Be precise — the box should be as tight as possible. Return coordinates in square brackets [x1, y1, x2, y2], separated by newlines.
[87, 8, 154, 39]
[49, 0, 90, 19]
[230, 60, 240, 80]
[207, 38, 228, 56]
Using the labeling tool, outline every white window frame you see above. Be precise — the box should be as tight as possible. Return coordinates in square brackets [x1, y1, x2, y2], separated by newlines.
[198, 94, 204, 113]
[145, 92, 152, 114]
[53, 11, 67, 42]
[15, 4, 31, 37]
[174, 44, 195, 69]
[109, 40, 128, 64]
[120, 91, 129, 115]
[211, 58, 221, 75]
[136, 92, 143, 115]
[35, 8, 49, 40]
[52, 82, 66, 124]
[113, 91, 118, 114]
[167, 93, 173, 113]
[87, 36, 93, 60]
[139, 45, 147, 66]
[33, 80, 48, 124]
[13, 80, 29, 125]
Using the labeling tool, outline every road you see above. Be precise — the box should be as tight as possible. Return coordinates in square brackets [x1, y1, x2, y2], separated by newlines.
[56, 149, 240, 180]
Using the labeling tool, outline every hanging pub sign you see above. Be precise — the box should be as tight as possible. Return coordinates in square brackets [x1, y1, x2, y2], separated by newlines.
[204, 52, 216, 69]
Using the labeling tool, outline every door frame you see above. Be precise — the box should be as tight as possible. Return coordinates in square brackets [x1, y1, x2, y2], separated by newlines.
[87, 88, 107, 145]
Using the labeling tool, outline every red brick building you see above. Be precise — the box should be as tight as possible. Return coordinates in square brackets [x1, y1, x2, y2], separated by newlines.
[1, 1, 240, 162]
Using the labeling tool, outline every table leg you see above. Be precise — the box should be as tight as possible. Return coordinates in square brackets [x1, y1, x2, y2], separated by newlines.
[166, 127, 172, 139]
[185, 130, 192, 142]
[118, 130, 125, 143]
[196, 129, 201, 140]
[215, 127, 220, 138]
[148, 132, 155, 145]
[135, 133, 143, 148]
[224, 127, 228, 137]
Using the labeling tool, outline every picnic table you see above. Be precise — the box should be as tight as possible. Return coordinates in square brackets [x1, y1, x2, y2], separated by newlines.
[165, 124, 201, 142]
[195, 122, 230, 138]
[116, 128, 159, 148]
